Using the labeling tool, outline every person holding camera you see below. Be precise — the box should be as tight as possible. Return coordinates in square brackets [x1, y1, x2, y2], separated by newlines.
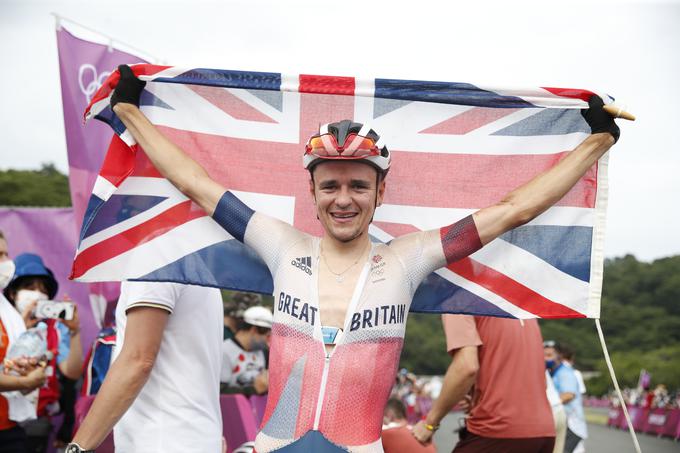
[3, 253, 83, 453]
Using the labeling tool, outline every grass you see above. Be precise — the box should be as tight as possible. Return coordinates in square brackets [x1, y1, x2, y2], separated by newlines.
[585, 407, 610, 425]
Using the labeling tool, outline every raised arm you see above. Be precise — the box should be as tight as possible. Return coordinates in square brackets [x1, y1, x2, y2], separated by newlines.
[473, 96, 619, 245]
[111, 65, 225, 215]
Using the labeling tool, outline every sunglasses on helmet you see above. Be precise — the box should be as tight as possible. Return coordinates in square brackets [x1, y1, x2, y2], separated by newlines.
[305, 132, 381, 158]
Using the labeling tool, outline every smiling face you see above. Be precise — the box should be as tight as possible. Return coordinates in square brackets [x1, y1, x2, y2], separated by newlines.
[310, 161, 386, 244]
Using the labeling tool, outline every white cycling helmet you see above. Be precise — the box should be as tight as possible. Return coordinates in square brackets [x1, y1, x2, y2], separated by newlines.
[243, 306, 273, 329]
[303, 120, 391, 174]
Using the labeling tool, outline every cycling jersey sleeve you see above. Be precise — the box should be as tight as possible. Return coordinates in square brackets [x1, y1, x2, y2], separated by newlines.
[211, 191, 307, 272]
[389, 214, 482, 293]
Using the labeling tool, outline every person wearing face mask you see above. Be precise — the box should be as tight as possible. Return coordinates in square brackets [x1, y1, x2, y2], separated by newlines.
[0, 233, 48, 453]
[3, 252, 82, 453]
[544, 341, 587, 453]
[220, 306, 272, 396]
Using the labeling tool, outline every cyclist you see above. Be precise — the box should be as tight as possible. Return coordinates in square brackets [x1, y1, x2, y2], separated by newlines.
[96, 65, 618, 452]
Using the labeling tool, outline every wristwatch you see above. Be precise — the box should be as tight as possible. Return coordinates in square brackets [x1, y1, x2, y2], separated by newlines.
[65, 443, 95, 453]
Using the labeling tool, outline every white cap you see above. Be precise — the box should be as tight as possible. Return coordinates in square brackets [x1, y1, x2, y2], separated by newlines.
[243, 306, 273, 329]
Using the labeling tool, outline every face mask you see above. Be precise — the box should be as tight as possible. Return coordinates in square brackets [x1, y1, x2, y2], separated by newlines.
[0, 260, 15, 290]
[545, 360, 556, 370]
[251, 338, 268, 351]
[15, 289, 48, 314]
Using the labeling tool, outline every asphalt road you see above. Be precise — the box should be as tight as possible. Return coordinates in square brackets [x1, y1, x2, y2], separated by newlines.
[431, 412, 679, 453]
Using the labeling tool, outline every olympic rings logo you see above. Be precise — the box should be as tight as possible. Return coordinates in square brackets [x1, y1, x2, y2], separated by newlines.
[78, 64, 111, 103]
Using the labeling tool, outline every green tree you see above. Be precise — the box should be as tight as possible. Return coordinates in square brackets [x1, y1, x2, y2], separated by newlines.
[0, 164, 71, 207]
[401, 254, 680, 388]
[541, 255, 680, 395]
[400, 313, 450, 375]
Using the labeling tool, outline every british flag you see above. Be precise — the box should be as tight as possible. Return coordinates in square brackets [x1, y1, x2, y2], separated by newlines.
[71, 64, 612, 319]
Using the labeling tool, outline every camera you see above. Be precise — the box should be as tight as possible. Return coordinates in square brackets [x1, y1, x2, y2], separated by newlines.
[35, 300, 75, 321]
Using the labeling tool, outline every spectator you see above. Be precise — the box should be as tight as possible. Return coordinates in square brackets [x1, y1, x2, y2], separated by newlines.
[653, 384, 669, 409]
[221, 306, 272, 395]
[0, 232, 47, 453]
[550, 344, 586, 453]
[545, 370, 567, 453]
[382, 398, 435, 453]
[413, 315, 555, 452]
[4, 253, 83, 453]
[223, 292, 261, 341]
[69, 281, 223, 452]
[545, 341, 588, 453]
[560, 345, 587, 395]
[53, 375, 77, 450]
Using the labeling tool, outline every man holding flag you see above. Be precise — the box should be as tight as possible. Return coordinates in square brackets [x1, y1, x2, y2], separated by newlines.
[70, 65, 618, 453]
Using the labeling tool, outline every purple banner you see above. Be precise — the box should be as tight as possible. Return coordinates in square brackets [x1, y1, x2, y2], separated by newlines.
[56, 25, 148, 306]
[0, 208, 97, 348]
[56, 25, 147, 233]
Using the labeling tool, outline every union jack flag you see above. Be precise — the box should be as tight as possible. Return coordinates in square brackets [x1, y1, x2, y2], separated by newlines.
[71, 64, 612, 319]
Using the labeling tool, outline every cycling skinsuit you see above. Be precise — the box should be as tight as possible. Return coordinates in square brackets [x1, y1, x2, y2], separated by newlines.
[212, 191, 482, 452]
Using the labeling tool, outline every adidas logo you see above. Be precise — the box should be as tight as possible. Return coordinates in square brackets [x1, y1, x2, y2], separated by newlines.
[291, 256, 312, 275]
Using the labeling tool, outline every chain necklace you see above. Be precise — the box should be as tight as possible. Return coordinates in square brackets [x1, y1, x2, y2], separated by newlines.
[321, 240, 370, 284]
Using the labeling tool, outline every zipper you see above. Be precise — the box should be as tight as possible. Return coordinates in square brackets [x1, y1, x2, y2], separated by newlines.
[311, 242, 373, 431]
[313, 354, 331, 430]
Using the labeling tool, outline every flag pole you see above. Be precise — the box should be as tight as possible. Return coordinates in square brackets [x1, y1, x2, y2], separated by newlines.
[595, 319, 642, 453]
[51, 12, 164, 64]
[603, 105, 636, 121]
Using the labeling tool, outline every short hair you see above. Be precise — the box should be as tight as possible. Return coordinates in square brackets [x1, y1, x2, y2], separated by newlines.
[224, 291, 261, 318]
[384, 398, 407, 420]
[4, 276, 49, 302]
[557, 344, 574, 361]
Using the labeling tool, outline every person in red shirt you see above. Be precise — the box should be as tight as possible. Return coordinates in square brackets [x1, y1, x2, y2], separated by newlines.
[382, 398, 436, 453]
[413, 315, 555, 452]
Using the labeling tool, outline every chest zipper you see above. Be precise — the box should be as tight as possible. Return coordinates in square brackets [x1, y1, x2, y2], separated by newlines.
[311, 245, 373, 432]
[313, 353, 331, 430]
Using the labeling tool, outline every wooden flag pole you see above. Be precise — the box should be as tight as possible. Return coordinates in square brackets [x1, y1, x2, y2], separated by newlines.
[595, 319, 643, 453]
[603, 105, 636, 121]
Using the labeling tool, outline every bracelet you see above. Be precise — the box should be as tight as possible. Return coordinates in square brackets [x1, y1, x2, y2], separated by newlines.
[424, 422, 439, 432]
[69, 327, 81, 336]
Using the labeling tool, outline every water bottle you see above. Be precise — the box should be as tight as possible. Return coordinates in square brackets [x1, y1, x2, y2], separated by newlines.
[3, 322, 50, 372]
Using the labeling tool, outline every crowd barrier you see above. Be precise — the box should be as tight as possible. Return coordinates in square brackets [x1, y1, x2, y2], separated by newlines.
[607, 404, 680, 440]
[221, 394, 259, 452]
[73, 393, 267, 453]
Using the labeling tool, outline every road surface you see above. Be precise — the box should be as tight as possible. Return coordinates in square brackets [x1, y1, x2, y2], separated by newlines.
[431, 412, 678, 453]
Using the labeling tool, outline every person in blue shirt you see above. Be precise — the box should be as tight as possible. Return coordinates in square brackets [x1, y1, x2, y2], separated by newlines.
[544, 341, 587, 453]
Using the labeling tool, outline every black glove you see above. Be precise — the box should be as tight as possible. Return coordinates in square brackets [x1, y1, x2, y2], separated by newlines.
[581, 95, 620, 143]
[110, 64, 146, 108]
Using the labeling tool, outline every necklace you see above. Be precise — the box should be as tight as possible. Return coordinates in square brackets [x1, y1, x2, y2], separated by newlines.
[321, 240, 370, 284]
